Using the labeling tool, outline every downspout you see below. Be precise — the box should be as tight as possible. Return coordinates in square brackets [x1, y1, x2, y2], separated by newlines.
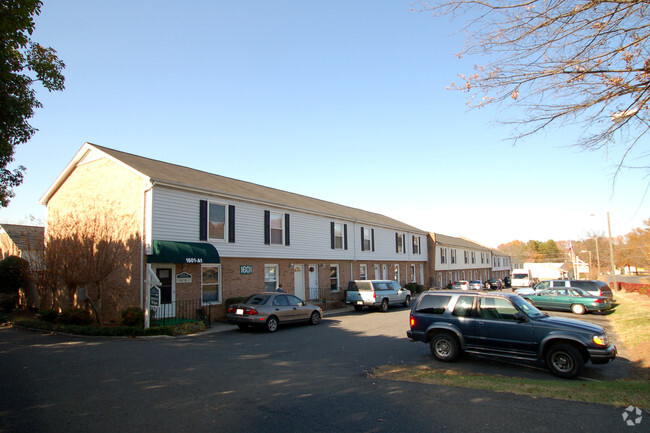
[140, 180, 155, 309]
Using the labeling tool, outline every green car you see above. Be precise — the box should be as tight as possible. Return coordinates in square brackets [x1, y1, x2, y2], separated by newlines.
[520, 288, 612, 315]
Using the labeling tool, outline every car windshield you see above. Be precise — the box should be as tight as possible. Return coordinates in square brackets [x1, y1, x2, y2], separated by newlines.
[511, 296, 546, 318]
[245, 294, 270, 305]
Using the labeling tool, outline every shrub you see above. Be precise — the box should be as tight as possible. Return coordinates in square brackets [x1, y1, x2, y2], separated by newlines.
[59, 308, 92, 325]
[121, 307, 144, 327]
[404, 283, 425, 294]
[0, 293, 16, 312]
[0, 256, 30, 296]
[39, 309, 59, 323]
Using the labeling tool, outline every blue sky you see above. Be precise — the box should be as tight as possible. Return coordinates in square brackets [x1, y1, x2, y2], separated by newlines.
[2, 1, 648, 248]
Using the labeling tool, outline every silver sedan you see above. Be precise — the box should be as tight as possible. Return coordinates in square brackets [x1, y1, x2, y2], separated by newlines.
[226, 292, 323, 332]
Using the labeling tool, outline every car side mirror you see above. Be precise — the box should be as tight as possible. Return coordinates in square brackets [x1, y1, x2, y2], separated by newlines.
[514, 312, 528, 322]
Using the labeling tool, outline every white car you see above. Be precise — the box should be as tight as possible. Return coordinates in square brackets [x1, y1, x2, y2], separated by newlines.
[469, 280, 485, 290]
[452, 280, 470, 290]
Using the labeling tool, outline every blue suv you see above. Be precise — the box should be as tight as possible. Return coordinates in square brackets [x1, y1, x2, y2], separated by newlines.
[407, 291, 617, 378]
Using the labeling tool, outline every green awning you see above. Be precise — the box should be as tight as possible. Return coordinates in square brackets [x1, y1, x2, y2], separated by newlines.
[148, 240, 220, 264]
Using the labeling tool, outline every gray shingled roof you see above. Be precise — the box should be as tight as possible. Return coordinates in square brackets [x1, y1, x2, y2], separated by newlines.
[0, 224, 44, 251]
[434, 233, 492, 251]
[91, 144, 426, 233]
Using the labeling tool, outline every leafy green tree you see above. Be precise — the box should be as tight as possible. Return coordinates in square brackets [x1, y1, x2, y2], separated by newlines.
[0, 0, 65, 206]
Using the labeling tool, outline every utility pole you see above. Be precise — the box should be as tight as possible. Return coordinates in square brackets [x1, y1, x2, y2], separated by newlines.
[607, 211, 617, 290]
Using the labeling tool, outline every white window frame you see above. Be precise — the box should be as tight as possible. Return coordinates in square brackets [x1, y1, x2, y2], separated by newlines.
[270, 212, 284, 245]
[330, 264, 339, 292]
[360, 264, 367, 280]
[208, 201, 227, 241]
[201, 263, 222, 305]
[394, 264, 400, 282]
[410, 264, 416, 283]
[363, 227, 371, 251]
[440, 248, 446, 264]
[264, 264, 279, 291]
[334, 222, 344, 249]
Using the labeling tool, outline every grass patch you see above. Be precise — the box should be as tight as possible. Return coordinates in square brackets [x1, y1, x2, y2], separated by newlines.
[608, 290, 650, 369]
[370, 365, 650, 410]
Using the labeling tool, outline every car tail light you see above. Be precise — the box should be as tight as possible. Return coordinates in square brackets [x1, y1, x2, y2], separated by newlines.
[410, 315, 415, 327]
[594, 299, 604, 304]
[373, 291, 376, 300]
[245, 308, 258, 315]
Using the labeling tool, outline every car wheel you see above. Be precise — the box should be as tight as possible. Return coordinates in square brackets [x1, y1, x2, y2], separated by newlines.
[236, 323, 249, 330]
[429, 333, 460, 362]
[403, 295, 411, 308]
[353, 305, 363, 312]
[546, 344, 583, 379]
[379, 298, 389, 312]
[265, 316, 279, 333]
[309, 311, 321, 325]
[571, 304, 586, 315]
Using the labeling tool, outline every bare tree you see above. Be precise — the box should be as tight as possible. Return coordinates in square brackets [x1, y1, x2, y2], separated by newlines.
[415, 0, 650, 177]
[33, 204, 139, 323]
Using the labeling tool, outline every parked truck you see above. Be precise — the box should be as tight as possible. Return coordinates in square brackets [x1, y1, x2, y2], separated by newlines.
[510, 269, 533, 288]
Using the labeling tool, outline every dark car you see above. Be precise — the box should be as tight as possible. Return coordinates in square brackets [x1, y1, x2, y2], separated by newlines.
[503, 276, 511, 288]
[407, 290, 616, 378]
[226, 292, 322, 332]
[486, 278, 503, 290]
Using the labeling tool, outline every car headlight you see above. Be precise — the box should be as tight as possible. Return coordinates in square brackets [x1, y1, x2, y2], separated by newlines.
[593, 334, 608, 346]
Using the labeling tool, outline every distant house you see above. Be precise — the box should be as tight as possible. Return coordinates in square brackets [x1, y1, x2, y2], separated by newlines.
[0, 224, 44, 263]
[40, 143, 429, 323]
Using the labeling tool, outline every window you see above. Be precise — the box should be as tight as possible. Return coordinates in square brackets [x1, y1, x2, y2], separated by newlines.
[264, 211, 289, 246]
[330, 265, 339, 291]
[360, 264, 367, 280]
[453, 295, 474, 317]
[264, 265, 278, 291]
[208, 203, 226, 240]
[412, 236, 421, 254]
[471, 251, 476, 264]
[331, 222, 348, 250]
[270, 212, 283, 244]
[410, 264, 416, 283]
[396, 233, 405, 253]
[334, 223, 344, 249]
[361, 227, 373, 251]
[202, 264, 221, 304]
[464, 251, 468, 264]
[415, 295, 452, 314]
[440, 248, 447, 264]
[479, 297, 518, 320]
[451, 249, 457, 264]
[394, 264, 400, 282]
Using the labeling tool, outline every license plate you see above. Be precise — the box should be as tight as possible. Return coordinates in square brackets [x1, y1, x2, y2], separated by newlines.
[356, 301, 363, 305]
[236, 308, 244, 315]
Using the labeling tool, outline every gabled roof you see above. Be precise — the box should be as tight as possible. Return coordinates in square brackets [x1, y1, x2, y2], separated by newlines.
[432, 233, 492, 251]
[0, 224, 44, 251]
[42, 143, 426, 233]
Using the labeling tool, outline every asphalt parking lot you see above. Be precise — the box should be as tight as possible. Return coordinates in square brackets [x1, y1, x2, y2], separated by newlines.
[0, 298, 635, 433]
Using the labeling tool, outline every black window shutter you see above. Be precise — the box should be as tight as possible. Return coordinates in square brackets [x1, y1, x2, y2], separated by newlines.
[264, 210, 270, 245]
[285, 214, 290, 246]
[228, 205, 236, 243]
[403, 234, 407, 254]
[330, 222, 335, 249]
[418, 236, 422, 254]
[371, 229, 375, 252]
[199, 200, 208, 241]
[360, 227, 365, 251]
[343, 224, 348, 250]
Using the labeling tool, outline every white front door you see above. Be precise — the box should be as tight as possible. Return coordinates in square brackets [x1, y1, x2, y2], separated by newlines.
[294, 264, 305, 299]
[308, 265, 318, 300]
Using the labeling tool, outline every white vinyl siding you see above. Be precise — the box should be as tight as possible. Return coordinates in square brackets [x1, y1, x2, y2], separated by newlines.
[150, 186, 428, 262]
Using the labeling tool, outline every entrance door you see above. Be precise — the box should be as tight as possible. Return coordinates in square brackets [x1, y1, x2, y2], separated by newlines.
[308, 265, 318, 300]
[294, 264, 305, 299]
[155, 266, 175, 318]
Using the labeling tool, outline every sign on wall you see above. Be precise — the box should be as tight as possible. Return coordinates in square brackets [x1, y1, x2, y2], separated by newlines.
[150, 286, 160, 307]
[240, 265, 253, 275]
[176, 272, 192, 283]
